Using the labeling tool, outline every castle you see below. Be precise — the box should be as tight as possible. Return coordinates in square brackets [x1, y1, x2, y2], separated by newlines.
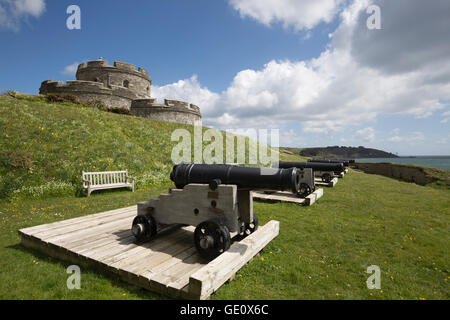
[39, 59, 202, 126]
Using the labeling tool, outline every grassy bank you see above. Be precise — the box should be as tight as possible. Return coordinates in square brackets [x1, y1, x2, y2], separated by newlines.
[0, 93, 275, 201]
[0, 92, 448, 300]
[0, 170, 448, 299]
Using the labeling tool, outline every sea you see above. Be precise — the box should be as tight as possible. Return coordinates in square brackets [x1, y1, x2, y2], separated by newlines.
[356, 156, 450, 171]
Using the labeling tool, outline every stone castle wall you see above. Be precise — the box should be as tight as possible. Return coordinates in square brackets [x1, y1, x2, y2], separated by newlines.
[39, 59, 202, 125]
[39, 79, 136, 110]
[131, 99, 202, 126]
[76, 60, 151, 99]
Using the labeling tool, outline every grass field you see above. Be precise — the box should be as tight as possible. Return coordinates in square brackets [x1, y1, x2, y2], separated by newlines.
[0, 93, 274, 201]
[0, 169, 448, 300]
[0, 93, 448, 300]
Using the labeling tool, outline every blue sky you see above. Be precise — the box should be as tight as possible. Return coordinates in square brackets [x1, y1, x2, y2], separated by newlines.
[1, 0, 449, 155]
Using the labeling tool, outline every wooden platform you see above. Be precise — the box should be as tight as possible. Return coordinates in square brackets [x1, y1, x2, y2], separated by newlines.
[253, 188, 323, 206]
[314, 177, 338, 187]
[18, 205, 279, 300]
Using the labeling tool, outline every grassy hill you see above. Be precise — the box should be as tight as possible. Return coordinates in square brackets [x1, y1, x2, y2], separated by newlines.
[0, 93, 278, 201]
[299, 146, 398, 158]
[0, 92, 448, 300]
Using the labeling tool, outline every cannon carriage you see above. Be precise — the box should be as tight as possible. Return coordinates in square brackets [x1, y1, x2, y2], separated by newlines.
[132, 163, 300, 260]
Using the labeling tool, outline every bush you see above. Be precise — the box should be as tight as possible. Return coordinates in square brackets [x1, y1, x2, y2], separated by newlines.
[107, 107, 131, 115]
[0, 151, 33, 169]
[85, 99, 109, 111]
[45, 93, 81, 104]
[3, 90, 19, 98]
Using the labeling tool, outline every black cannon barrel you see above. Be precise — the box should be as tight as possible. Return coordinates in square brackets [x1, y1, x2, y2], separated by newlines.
[275, 161, 345, 173]
[170, 163, 300, 194]
[308, 158, 350, 166]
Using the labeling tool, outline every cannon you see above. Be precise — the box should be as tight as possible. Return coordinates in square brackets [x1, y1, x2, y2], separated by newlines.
[308, 158, 351, 167]
[276, 161, 344, 183]
[132, 163, 300, 260]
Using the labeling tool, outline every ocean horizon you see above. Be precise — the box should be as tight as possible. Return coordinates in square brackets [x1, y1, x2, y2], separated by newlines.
[356, 156, 450, 171]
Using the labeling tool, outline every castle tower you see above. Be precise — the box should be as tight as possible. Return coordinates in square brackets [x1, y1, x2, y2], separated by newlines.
[76, 60, 151, 99]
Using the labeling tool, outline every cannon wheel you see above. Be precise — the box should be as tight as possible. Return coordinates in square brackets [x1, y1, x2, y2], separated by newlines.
[297, 183, 311, 198]
[322, 173, 332, 183]
[243, 213, 259, 236]
[194, 220, 231, 260]
[131, 214, 157, 242]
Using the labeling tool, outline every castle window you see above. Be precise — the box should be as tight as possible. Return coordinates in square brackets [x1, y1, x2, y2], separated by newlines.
[123, 80, 130, 88]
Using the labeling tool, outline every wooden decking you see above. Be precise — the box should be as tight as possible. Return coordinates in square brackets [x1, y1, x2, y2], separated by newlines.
[18, 205, 279, 299]
[253, 188, 323, 206]
[315, 177, 338, 187]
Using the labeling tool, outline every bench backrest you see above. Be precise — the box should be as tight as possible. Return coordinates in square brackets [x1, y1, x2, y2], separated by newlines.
[82, 170, 129, 186]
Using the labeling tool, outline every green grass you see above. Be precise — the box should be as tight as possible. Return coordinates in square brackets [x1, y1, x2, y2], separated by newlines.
[0, 170, 448, 299]
[0, 93, 448, 300]
[0, 93, 276, 201]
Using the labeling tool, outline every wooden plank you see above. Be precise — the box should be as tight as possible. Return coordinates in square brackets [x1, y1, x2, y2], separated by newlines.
[304, 188, 323, 206]
[30, 209, 135, 239]
[252, 191, 306, 205]
[120, 235, 195, 276]
[104, 228, 191, 269]
[188, 220, 280, 300]
[42, 215, 134, 244]
[314, 177, 338, 188]
[19, 206, 136, 235]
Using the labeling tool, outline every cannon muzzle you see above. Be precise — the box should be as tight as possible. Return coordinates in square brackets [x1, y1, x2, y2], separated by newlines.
[308, 158, 351, 167]
[275, 161, 345, 173]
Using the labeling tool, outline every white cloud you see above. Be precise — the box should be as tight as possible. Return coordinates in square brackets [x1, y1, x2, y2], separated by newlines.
[151, 0, 450, 147]
[0, 0, 46, 30]
[152, 75, 220, 118]
[390, 128, 400, 135]
[229, 0, 344, 31]
[388, 132, 425, 143]
[441, 110, 450, 124]
[354, 127, 375, 143]
[61, 62, 79, 77]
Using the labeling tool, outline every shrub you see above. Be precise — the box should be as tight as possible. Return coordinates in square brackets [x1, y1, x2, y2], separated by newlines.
[3, 90, 19, 98]
[0, 151, 33, 169]
[107, 106, 131, 115]
[85, 99, 109, 111]
[45, 93, 81, 104]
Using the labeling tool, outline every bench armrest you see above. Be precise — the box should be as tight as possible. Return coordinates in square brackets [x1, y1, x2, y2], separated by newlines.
[126, 176, 135, 182]
[82, 179, 91, 186]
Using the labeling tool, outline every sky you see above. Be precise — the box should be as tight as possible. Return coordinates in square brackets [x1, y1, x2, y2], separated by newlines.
[0, 0, 449, 156]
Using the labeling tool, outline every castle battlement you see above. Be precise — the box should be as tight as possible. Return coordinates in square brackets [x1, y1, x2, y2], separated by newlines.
[130, 98, 202, 126]
[77, 60, 150, 79]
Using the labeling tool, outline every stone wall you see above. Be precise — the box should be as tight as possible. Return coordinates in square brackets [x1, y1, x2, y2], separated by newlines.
[353, 162, 435, 185]
[39, 80, 135, 110]
[76, 60, 151, 99]
[130, 99, 202, 126]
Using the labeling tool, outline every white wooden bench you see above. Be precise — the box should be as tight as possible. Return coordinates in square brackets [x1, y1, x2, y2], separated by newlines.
[82, 170, 135, 196]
